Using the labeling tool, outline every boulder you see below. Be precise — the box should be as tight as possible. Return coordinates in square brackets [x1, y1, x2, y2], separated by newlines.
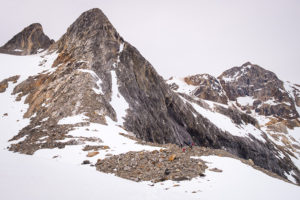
[87, 151, 99, 157]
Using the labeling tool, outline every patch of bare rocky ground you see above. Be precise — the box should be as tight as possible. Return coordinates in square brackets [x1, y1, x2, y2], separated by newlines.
[8, 121, 104, 155]
[96, 145, 207, 183]
[96, 138, 295, 184]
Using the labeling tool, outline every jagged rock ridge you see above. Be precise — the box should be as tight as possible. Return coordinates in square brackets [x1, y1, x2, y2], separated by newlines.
[0, 23, 54, 55]
[2, 8, 300, 184]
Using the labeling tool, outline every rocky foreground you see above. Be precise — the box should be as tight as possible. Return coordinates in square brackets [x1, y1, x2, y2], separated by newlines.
[95, 142, 291, 184]
[96, 145, 207, 183]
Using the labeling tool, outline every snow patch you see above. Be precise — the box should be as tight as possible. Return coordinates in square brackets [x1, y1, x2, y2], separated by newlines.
[109, 70, 129, 124]
[119, 42, 124, 53]
[222, 71, 240, 82]
[284, 81, 300, 115]
[8, 135, 27, 145]
[222, 65, 251, 83]
[114, 42, 124, 67]
[40, 117, 49, 122]
[38, 136, 48, 141]
[284, 81, 294, 99]
[237, 96, 255, 106]
[263, 97, 278, 106]
[78, 69, 103, 95]
[167, 77, 198, 94]
[57, 113, 89, 125]
[181, 97, 265, 141]
[77, 60, 89, 64]
[285, 171, 297, 184]
[39, 52, 59, 73]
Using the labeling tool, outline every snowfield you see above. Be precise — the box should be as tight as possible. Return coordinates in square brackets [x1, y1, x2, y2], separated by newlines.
[1, 53, 300, 200]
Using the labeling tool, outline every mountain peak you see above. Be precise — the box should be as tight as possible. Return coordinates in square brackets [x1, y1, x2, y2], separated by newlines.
[219, 62, 279, 82]
[218, 62, 299, 119]
[26, 23, 42, 29]
[81, 8, 109, 23]
[241, 61, 252, 67]
[67, 8, 112, 32]
[52, 8, 122, 54]
[0, 23, 54, 55]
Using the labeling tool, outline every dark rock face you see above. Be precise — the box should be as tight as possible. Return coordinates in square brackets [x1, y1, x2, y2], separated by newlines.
[0, 23, 54, 55]
[184, 74, 228, 104]
[218, 62, 299, 119]
[214, 105, 259, 128]
[7, 8, 300, 183]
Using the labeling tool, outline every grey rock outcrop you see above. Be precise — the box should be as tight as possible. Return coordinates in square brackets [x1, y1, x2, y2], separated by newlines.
[6, 8, 300, 183]
[0, 23, 54, 55]
[183, 74, 228, 104]
[218, 62, 299, 119]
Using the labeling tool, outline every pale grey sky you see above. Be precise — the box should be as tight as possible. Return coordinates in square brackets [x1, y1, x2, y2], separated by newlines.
[0, 0, 299, 83]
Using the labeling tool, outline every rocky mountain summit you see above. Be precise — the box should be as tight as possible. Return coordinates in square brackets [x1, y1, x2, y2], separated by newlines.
[1, 8, 300, 185]
[0, 23, 53, 55]
[219, 62, 299, 119]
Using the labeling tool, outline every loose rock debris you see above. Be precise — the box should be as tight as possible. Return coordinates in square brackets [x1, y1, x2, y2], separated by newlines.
[96, 145, 208, 183]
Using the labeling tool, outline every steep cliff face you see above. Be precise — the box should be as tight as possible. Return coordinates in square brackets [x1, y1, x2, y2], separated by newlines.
[0, 23, 53, 55]
[3, 8, 299, 183]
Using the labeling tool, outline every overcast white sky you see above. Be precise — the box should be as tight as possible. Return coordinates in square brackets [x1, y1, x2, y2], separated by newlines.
[0, 0, 299, 83]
